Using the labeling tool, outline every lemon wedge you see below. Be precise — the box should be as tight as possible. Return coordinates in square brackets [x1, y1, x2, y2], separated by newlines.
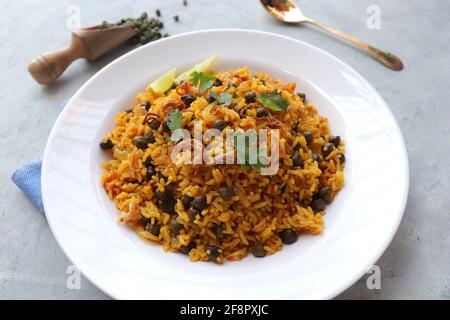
[175, 54, 218, 84]
[146, 68, 177, 93]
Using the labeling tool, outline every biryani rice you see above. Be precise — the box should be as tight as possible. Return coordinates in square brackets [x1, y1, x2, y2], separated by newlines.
[101, 66, 345, 263]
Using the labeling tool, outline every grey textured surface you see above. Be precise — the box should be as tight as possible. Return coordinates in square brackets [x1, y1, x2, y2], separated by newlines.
[1, 0, 449, 300]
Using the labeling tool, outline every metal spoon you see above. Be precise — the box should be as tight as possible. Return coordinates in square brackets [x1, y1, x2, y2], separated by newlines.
[259, 0, 404, 71]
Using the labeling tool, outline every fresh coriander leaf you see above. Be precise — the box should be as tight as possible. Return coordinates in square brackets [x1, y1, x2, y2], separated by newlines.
[210, 92, 233, 106]
[250, 162, 264, 171]
[241, 164, 249, 170]
[257, 93, 288, 112]
[199, 78, 215, 92]
[249, 148, 265, 171]
[189, 71, 216, 92]
[189, 71, 202, 85]
[167, 108, 183, 131]
[231, 130, 266, 172]
[170, 129, 184, 142]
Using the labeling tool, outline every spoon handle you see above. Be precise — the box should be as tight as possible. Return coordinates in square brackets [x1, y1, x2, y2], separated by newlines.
[28, 45, 85, 85]
[303, 18, 404, 71]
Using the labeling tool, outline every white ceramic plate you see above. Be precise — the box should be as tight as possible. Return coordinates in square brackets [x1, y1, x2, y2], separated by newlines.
[42, 29, 409, 300]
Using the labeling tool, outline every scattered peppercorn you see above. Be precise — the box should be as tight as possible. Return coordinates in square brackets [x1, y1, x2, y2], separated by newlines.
[244, 91, 257, 103]
[140, 216, 151, 227]
[213, 79, 223, 87]
[311, 198, 326, 212]
[157, 183, 176, 214]
[312, 153, 322, 164]
[329, 135, 341, 147]
[148, 119, 161, 130]
[173, 15, 179, 22]
[145, 223, 160, 236]
[321, 143, 335, 158]
[162, 120, 171, 132]
[191, 195, 208, 212]
[303, 131, 313, 146]
[337, 152, 346, 164]
[170, 217, 183, 235]
[181, 242, 196, 254]
[155, 188, 163, 199]
[213, 224, 224, 239]
[183, 0, 188, 6]
[317, 187, 333, 203]
[256, 107, 269, 117]
[99, 139, 114, 150]
[206, 93, 216, 103]
[143, 156, 153, 167]
[213, 120, 229, 131]
[218, 186, 235, 202]
[279, 229, 298, 244]
[206, 246, 220, 262]
[180, 93, 196, 107]
[297, 92, 306, 103]
[187, 207, 200, 222]
[181, 195, 194, 208]
[156, 9, 161, 17]
[251, 242, 267, 258]
[138, 102, 149, 111]
[143, 131, 156, 144]
[146, 164, 156, 179]
[291, 151, 304, 168]
[133, 136, 148, 150]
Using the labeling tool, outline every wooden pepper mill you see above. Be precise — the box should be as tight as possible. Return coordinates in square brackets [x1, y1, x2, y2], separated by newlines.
[28, 26, 138, 85]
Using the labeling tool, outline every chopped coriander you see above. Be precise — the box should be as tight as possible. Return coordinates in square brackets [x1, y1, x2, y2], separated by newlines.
[210, 92, 232, 106]
[190, 71, 216, 93]
[250, 146, 267, 171]
[256, 92, 288, 112]
[231, 131, 266, 171]
[166, 108, 183, 131]
[250, 162, 265, 171]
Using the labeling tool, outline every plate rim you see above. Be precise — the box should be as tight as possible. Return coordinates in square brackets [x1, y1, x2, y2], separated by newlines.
[41, 28, 409, 300]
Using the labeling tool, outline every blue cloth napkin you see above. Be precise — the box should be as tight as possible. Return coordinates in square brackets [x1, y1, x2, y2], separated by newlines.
[11, 158, 44, 213]
[11, 101, 67, 213]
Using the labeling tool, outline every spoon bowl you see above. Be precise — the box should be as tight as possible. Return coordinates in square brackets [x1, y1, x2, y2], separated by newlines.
[261, 0, 309, 23]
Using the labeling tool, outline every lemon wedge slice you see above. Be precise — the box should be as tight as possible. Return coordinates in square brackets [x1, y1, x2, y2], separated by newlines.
[146, 68, 177, 93]
[175, 54, 218, 84]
